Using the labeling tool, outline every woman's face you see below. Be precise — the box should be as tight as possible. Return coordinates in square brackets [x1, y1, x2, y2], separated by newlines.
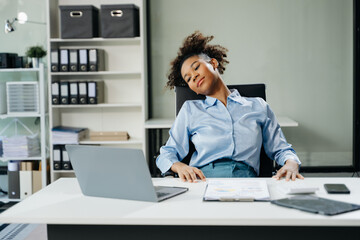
[180, 55, 218, 95]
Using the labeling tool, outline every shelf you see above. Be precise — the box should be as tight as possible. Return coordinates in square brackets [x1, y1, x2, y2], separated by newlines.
[79, 138, 143, 145]
[0, 156, 43, 162]
[277, 116, 299, 127]
[0, 113, 41, 119]
[52, 103, 142, 108]
[50, 37, 141, 43]
[145, 118, 175, 129]
[0, 68, 40, 73]
[47, 0, 147, 183]
[0, 195, 21, 202]
[50, 71, 141, 76]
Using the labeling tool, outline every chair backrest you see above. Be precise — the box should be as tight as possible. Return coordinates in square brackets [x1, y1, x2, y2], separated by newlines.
[175, 84, 274, 177]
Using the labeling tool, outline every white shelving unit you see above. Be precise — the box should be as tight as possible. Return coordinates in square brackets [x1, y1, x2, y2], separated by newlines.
[46, 0, 147, 182]
[0, 64, 48, 201]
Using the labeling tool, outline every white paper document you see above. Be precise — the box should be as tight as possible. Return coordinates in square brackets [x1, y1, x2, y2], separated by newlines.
[203, 179, 270, 201]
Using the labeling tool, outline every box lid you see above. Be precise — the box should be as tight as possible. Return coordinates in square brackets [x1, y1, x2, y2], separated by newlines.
[59, 5, 99, 11]
[100, 4, 139, 10]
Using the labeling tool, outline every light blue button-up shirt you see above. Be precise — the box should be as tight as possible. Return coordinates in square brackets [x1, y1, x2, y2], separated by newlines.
[156, 89, 300, 175]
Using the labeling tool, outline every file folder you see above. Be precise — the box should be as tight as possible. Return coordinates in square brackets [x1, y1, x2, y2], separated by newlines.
[70, 82, 79, 104]
[88, 81, 104, 104]
[89, 49, 104, 71]
[61, 146, 72, 170]
[51, 81, 60, 105]
[32, 170, 42, 194]
[51, 49, 59, 72]
[60, 81, 70, 104]
[79, 49, 88, 71]
[69, 49, 79, 71]
[60, 49, 69, 72]
[8, 171, 20, 199]
[19, 170, 32, 199]
[53, 145, 62, 170]
[78, 82, 88, 104]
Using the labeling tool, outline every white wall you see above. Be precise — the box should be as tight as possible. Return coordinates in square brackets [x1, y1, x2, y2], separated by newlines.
[149, 0, 353, 167]
[0, 0, 47, 55]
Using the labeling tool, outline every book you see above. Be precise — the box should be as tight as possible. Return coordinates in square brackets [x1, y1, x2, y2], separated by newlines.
[52, 126, 87, 133]
[203, 179, 270, 202]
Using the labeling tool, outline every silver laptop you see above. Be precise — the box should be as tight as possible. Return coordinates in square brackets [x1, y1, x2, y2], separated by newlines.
[65, 145, 188, 202]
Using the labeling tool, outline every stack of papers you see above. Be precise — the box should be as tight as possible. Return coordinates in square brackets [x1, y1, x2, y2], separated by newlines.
[203, 179, 270, 201]
[2, 134, 40, 158]
[52, 126, 88, 145]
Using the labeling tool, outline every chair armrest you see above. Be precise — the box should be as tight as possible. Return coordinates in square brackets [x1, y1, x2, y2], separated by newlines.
[162, 170, 178, 178]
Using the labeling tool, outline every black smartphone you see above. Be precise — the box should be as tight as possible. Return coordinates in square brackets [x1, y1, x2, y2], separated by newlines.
[324, 184, 350, 194]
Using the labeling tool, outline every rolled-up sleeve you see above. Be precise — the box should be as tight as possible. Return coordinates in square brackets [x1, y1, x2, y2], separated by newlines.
[156, 102, 191, 173]
[261, 100, 301, 167]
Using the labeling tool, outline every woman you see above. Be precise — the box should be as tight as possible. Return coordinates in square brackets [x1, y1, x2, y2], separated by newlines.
[156, 31, 304, 182]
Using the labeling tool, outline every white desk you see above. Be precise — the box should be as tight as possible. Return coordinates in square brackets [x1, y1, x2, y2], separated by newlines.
[1, 178, 359, 240]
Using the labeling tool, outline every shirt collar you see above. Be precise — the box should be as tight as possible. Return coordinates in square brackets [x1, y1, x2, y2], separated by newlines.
[204, 89, 246, 108]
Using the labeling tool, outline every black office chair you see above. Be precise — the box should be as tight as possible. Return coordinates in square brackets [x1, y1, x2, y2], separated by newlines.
[174, 84, 274, 177]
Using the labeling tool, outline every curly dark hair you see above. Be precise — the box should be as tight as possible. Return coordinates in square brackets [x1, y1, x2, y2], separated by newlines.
[166, 31, 229, 89]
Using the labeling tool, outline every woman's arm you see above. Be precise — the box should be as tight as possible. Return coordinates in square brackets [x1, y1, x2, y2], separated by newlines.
[156, 102, 206, 182]
[260, 100, 304, 181]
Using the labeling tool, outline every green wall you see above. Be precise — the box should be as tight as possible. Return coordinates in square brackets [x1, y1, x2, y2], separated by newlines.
[149, 0, 353, 167]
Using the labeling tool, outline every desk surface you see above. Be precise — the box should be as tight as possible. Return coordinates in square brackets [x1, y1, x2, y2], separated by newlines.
[0, 177, 359, 226]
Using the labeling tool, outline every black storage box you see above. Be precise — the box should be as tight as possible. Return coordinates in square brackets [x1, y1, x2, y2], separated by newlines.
[0, 53, 17, 68]
[59, 5, 99, 39]
[100, 4, 140, 38]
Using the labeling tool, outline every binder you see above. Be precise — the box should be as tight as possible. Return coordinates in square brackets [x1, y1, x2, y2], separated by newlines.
[79, 49, 88, 71]
[70, 82, 79, 104]
[32, 170, 42, 193]
[89, 49, 104, 71]
[51, 49, 59, 72]
[8, 171, 20, 199]
[69, 49, 79, 71]
[19, 170, 32, 199]
[60, 81, 70, 104]
[15, 56, 27, 68]
[61, 146, 72, 170]
[53, 145, 62, 170]
[88, 81, 104, 104]
[60, 49, 69, 72]
[51, 81, 60, 105]
[78, 82, 88, 104]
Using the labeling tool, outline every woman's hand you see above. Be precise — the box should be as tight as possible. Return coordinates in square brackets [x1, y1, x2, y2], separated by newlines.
[171, 162, 206, 183]
[273, 159, 304, 181]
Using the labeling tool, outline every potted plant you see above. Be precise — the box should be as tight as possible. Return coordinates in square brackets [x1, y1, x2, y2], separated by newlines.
[25, 45, 47, 68]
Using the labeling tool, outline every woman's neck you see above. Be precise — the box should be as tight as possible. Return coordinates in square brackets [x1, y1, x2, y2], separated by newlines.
[208, 80, 231, 106]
